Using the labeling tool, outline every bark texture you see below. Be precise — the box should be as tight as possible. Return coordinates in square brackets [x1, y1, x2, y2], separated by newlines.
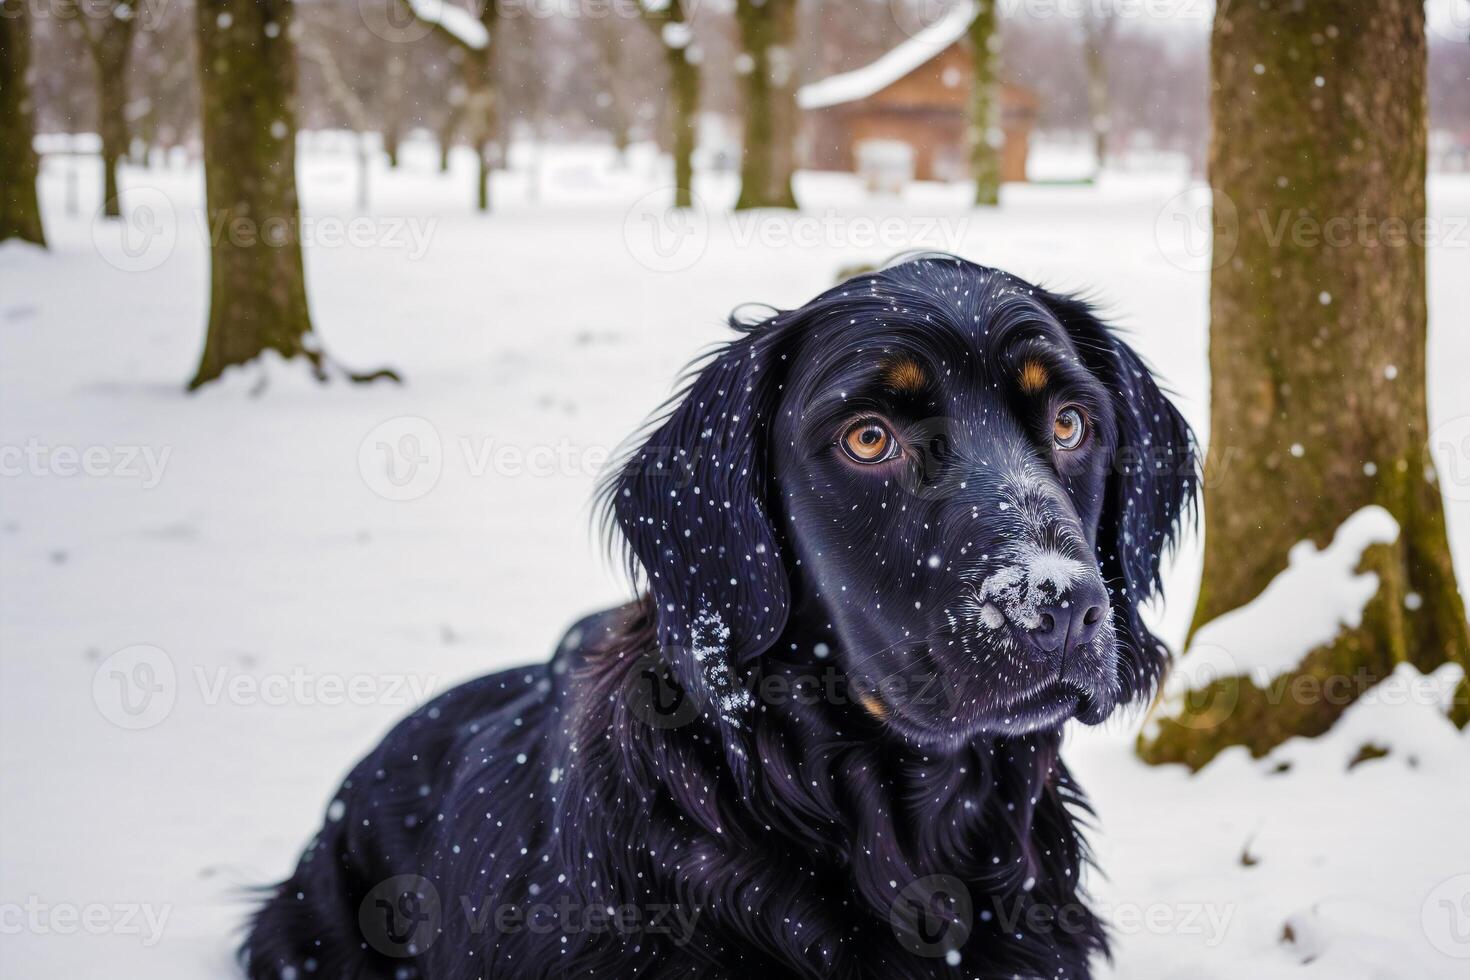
[641, 0, 698, 208]
[383, 49, 406, 169]
[462, 42, 496, 213]
[1079, 9, 1116, 179]
[734, 0, 797, 210]
[1139, 0, 1470, 768]
[0, 0, 46, 245]
[81, 4, 138, 218]
[190, 0, 319, 388]
[966, 0, 1000, 206]
[666, 46, 698, 209]
[438, 100, 462, 172]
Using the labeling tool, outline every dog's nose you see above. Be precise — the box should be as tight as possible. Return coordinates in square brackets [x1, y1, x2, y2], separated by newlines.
[1029, 590, 1107, 659]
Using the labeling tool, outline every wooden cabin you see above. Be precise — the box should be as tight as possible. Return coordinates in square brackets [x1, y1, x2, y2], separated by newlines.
[798, 3, 1039, 189]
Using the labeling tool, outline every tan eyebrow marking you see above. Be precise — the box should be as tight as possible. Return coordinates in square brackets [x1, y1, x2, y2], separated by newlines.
[856, 691, 888, 721]
[1019, 360, 1049, 393]
[884, 359, 927, 392]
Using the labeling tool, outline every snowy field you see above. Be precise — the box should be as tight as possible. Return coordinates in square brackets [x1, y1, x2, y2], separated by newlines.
[2, 138, 1468, 978]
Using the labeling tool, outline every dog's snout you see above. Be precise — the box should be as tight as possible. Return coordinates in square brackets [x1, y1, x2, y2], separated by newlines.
[1028, 586, 1107, 659]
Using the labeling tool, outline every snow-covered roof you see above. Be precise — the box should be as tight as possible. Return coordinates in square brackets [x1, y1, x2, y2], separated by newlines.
[797, 1, 975, 110]
[407, 0, 489, 50]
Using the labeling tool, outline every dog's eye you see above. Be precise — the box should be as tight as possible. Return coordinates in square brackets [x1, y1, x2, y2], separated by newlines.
[842, 420, 896, 463]
[1054, 407, 1087, 451]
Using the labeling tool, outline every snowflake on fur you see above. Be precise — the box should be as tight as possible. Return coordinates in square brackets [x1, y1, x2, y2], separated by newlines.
[690, 603, 753, 728]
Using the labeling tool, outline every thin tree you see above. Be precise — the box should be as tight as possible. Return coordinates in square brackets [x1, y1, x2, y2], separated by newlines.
[398, 0, 496, 211]
[734, 0, 798, 210]
[1, 0, 46, 245]
[76, 0, 139, 217]
[123, 0, 199, 164]
[382, 48, 407, 168]
[437, 84, 464, 173]
[591, 16, 633, 163]
[497, 13, 545, 201]
[1078, 0, 1117, 180]
[1138, 0, 1469, 767]
[298, 29, 374, 210]
[190, 0, 396, 390]
[639, 0, 699, 208]
[966, 0, 1000, 206]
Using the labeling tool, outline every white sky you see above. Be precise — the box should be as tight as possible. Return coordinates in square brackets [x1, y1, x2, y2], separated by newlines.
[993, 0, 1469, 39]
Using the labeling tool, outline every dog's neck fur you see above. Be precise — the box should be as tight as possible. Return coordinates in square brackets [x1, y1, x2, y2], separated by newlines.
[556, 599, 1105, 979]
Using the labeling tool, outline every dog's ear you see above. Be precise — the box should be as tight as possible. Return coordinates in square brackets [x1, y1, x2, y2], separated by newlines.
[606, 334, 789, 789]
[1044, 293, 1199, 702]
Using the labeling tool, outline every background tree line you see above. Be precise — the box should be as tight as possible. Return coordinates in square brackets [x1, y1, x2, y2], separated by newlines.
[2, 0, 1468, 761]
[12, 0, 1470, 223]
[12, 1, 1218, 183]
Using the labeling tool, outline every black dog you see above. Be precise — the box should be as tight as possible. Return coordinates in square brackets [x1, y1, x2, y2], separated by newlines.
[243, 256, 1196, 980]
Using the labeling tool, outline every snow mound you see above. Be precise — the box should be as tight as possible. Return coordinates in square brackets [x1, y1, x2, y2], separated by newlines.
[1263, 661, 1465, 774]
[1168, 505, 1400, 694]
[1081, 660, 1470, 980]
[196, 348, 333, 398]
[0, 239, 48, 259]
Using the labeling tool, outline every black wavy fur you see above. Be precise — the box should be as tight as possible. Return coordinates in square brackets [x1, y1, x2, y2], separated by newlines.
[242, 256, 1198, 980]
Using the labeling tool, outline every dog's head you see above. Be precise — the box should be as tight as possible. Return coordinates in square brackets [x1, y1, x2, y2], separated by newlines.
[606, 257, 1196, 766]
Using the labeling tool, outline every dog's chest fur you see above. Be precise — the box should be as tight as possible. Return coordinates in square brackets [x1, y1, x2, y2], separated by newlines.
[399, 604, 1105, 979]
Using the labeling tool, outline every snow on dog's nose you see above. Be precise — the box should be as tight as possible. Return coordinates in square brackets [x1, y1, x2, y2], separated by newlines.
[974, 543, 1112, 671]
[975, 544, 1087, 630]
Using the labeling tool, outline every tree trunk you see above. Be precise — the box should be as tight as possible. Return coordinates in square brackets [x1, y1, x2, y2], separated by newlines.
[475, 133, 492, 212]
[1138, 0, 1470, 768]
[438, 105, 460, 172]
[84, 13, 138, 218]
[383, 49, 406, 169]
[610, 110, 630, 162]
[641, 0, 699, 209]
[967, 0, 1000, 206]
[667, 46, 698, 209]
[734, 0, 797, 210]
[393, 0, 495, 208]
[1080, 13, 1114, 180]
[458, 45, 495, 213]
[0, 2, 46, 246]
[190, 0, 352, 390]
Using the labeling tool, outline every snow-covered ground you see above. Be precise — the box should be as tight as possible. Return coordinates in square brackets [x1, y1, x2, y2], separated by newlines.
[2, 138, 1468, 978]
